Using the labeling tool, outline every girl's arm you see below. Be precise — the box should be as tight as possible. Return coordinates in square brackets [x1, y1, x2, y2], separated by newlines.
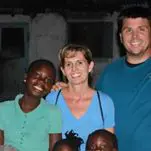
[0, 130, 4, 145]
[49, 133, 62, 151]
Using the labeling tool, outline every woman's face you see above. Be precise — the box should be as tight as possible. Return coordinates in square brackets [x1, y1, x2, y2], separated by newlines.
[61, 51, 94, 86]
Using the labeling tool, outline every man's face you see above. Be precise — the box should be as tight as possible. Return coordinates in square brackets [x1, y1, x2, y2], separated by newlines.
[120, 17, 151, 58]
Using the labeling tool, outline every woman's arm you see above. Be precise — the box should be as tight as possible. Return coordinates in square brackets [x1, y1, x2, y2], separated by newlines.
[49, 133, 62, 151]
[51, 82, 68, 91]
[0, 130, 4, 145]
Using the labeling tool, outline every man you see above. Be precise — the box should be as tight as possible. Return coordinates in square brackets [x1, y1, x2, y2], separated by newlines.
[96, 5, 151, 151]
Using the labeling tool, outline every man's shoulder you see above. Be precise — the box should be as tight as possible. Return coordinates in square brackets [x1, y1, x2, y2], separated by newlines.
[104, 57, 124, 72]
[107, 57, 124, 67]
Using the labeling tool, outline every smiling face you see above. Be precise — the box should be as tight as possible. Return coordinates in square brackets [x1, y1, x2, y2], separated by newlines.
[86, 134, 116, 151]
[25, 64, 55, 98]
[61, 51, 94, 86]
[120, 17, 151, 58]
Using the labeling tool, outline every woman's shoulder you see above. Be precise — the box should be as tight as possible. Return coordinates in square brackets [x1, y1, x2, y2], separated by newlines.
[45, 89, 62, 104]
[95, 90, 115, 115]
[46, 89, 61, 99]
[95, 90, 113, 104]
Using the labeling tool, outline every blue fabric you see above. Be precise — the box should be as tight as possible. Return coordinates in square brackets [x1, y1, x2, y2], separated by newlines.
[96, 57, 151, 151]
[46, 90, 115, 151]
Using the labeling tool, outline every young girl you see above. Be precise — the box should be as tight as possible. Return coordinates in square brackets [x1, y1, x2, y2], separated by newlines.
[86, 129, 118, 151]
[0, 59, 62, 151]
[52, 130, 83, 151]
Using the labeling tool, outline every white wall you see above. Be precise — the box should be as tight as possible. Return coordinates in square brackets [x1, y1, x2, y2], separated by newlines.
[0, 12, 120, 99]
[0, 13, 67, 100]
[28, 13, 67, 72]
[0, 15, 30, 100]
[84, 12, 120, 85]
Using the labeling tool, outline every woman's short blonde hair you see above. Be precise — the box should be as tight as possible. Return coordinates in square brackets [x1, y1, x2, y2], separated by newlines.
[58, 44, 93, 67]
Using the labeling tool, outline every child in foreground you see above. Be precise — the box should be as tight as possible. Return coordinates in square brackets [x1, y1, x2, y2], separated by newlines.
[86, 129, 118, 151]
[53, 130, 83, 151]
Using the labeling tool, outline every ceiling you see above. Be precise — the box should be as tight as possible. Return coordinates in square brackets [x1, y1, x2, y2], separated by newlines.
[0, 0, 149, 15]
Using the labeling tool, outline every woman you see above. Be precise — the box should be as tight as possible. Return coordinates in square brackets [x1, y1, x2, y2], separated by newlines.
[46, 44, 115, 150]
[0, 59, 62, 151]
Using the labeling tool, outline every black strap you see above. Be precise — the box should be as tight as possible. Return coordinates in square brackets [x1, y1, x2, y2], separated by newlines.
[97, 91, 104, 128]
[55, 89, 61, 105]
[55, 89, 104, 127]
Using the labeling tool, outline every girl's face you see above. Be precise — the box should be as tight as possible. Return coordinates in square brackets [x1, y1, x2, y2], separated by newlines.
[87, 135, 116, 151]
[25, 64, 55, 98]
[61, 51, 94, 86]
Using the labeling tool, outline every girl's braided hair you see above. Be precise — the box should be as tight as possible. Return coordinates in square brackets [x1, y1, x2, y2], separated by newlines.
[53, 130, 84, 151]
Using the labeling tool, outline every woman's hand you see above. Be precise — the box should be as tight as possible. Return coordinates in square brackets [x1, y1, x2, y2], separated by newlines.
[51, 81, 68, 91]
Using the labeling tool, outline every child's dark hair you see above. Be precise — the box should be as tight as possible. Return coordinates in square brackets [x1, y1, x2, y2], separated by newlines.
[27, 59, 56, 80]
[53, 130, 84, 151]
[86, 129, 118, 150]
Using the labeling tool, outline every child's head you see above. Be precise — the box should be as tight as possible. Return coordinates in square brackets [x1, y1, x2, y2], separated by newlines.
[86, 129, 118, 151]
[27, 59, 56, 78]
[24, 59, 56, 98]
[53, 130, 83, 151]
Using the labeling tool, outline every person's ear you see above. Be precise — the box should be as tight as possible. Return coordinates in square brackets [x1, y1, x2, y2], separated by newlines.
[88, 61, 94, 73]
[24, 74, 27, 83]
[60, 67, 66, 77]
[119, 33, 123, 43]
